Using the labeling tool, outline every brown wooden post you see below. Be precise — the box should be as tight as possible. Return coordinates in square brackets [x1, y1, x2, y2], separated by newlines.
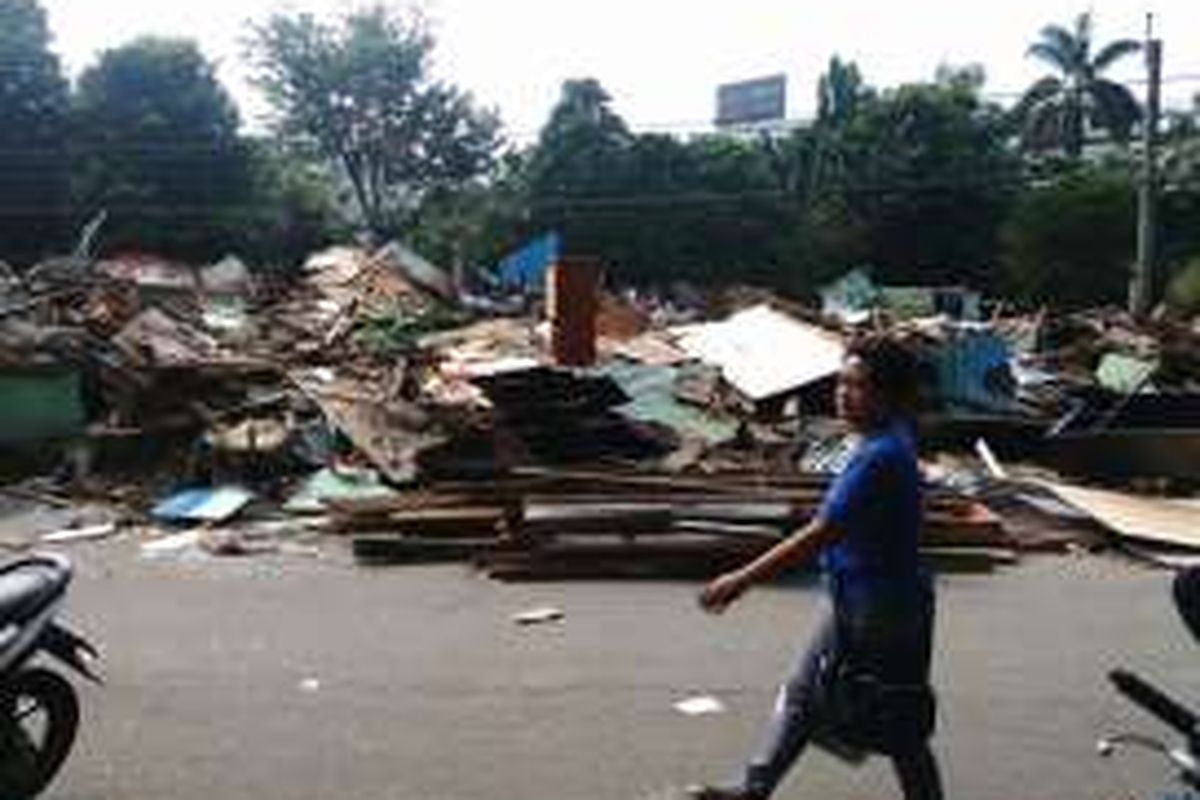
[546, 256, 601, 366]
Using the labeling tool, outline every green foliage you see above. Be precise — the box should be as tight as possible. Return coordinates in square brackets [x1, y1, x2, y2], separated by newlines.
[516, 65, 1019, 297]
[1162, 138, 1200, 274]
[1166, 257, 1200, 316]
[248, 4, 501, 239]
[406, 163, 528, 281]
[0, 0, 69, 264]
[524, 79, 809, 290]
[819, 68, 1021, 289]
[237, 140, 348, 272]
[71, 37, 252, 260]
[528, 78, 632, 195]
[1000, 166, 1136, 307]
[818, 56, 872, 129]
[524, 78, 635, 269]
[525, 76, 825, 291]
[0, 3, 1168, 311]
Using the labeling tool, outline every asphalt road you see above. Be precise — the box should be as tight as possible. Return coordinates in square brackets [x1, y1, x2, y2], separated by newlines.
[36, 541, 1200, 800]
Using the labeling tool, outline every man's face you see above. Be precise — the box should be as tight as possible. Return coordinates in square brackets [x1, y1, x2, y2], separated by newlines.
[835, 355, 881, 430]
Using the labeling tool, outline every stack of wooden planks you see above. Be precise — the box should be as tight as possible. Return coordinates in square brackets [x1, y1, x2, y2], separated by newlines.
[337, 467, 1018, 579]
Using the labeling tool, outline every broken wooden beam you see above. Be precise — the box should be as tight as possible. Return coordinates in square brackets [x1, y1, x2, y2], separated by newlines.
[330, 507, 505, 536]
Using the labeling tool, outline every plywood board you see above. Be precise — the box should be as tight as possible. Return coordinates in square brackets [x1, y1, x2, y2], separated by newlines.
[1043, 481, 1200, 549]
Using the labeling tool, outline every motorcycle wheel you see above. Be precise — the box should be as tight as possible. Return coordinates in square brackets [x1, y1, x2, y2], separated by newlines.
[0, 668, 80, 799]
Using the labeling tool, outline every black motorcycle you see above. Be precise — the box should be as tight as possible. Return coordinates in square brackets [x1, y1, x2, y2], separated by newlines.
[0, 553, 100, 798]
[1100, 567, 1200, 792]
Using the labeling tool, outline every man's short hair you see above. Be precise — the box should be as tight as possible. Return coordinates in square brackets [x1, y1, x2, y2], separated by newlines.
[845, 333, 921, 416]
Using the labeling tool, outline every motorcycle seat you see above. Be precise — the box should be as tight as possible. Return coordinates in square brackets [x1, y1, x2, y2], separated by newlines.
[0, 556, 71, 625]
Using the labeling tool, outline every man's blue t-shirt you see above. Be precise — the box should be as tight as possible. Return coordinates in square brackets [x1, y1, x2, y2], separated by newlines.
[818, 420, 928, 606]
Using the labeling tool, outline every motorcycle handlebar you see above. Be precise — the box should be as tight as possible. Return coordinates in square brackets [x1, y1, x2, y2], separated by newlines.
[1110, 669, 1199, 739]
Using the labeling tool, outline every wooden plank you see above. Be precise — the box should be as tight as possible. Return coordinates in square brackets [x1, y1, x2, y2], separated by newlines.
[331, 507, 505, 536]
[521, 508, 674, 537]
[324, 493, 488, 518]
[324, 488, 1006, 548]
[663, 520, 784, 542]
[923, 502, 1014, 548]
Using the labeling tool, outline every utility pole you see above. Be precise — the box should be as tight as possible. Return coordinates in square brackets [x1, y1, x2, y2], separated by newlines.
[1131, 14, 1162, 319]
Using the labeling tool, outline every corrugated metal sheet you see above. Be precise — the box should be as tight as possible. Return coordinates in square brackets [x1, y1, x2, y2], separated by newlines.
[673, 305, 845, 401]
[593, 361, 739, 445]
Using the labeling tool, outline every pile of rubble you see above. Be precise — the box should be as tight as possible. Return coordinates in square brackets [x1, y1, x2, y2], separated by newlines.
[1, 247, 1198, 575]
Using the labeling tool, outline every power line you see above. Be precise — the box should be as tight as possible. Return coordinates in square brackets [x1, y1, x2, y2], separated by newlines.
[0, 168, 1110, 220]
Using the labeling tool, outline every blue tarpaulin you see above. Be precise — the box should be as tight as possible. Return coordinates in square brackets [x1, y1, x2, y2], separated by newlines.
[496, 233, 560, 293]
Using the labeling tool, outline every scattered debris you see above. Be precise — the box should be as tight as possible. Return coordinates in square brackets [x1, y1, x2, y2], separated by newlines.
[284, 467, 399, 515]
[2, 240, 1197, 581]
[512, 606, 565, 626]
[674, 695, 727, 716]
[140, 530, 202, 559]
[151, 486, 254, 524]
[41, 522, 118, 544]
[1095, 353, 1157, 394]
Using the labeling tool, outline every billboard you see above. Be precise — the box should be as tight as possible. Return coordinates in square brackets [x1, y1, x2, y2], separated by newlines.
[715, 74, 787, 127]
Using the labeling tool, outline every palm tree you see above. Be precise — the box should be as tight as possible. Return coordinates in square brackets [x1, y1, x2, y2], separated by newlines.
[1017, 12, 1142, 158]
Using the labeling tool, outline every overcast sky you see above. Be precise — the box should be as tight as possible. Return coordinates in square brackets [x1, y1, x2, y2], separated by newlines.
[39, 0, 1200, 142]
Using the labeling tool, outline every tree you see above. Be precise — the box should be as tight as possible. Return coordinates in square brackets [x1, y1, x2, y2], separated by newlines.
[817, 56, 871, 130]
[837, 73, 1020, 288]
[1001, 167, 1136, 307]
[1016, 12, 1142, 158]
[72, 37, 251, 259]
[1161, 124, 1200, 282]
[527, 79, 633, 198]
[524, 79, 636, 269]
[0, 0, 69, 264]
[655, 134, 786, 286]
[239, 140, 347, 271]
[803, 57, 874, 202]
[249, 5, 501, 239]
[408, 151, 532, 279]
